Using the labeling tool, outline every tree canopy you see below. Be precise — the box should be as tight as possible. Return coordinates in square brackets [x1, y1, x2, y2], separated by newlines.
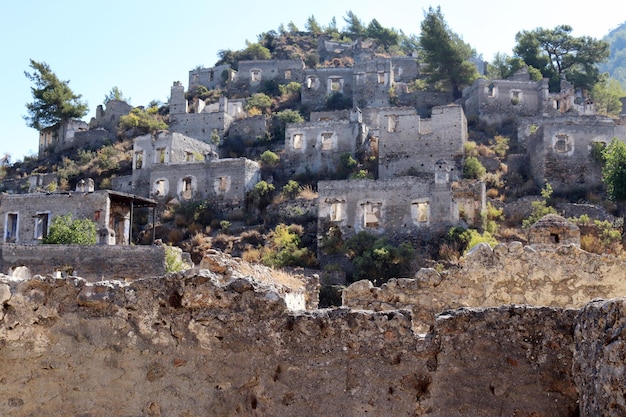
[104, 86, 129, 105]
[24, 59, 88, 131]
[513, 25, 610, 92]
[419, 6, 479, 99]
[602, 138, 626, 203]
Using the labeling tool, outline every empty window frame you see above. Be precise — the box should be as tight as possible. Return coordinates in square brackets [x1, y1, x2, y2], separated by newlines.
[510, 90, 522, 105]
[293, 133, 304, 150]
[185, 152, 194, 162]
[387, 115, 398, 133]
[321, 132, 334, 150]
[554, 134, 572, 154]
[5, 212, 18, 243]
[134, 151, 144, 169]
[486, 82, 497, 98]
[34, 212, 50, 240]
[284, 69, 291, 80]
[181, 177, 194, 200]
[411, 201, 429, 224]
[329, 201, 344, 222]
[216, 176, 230, 192]
[329, 77, 342, 92]
[377, 72, 385, 84]
[250, 69, 261, 82]
[156, 147, 166, 164]
[154, 179, 168, 196]
[363, 202, 382, 229]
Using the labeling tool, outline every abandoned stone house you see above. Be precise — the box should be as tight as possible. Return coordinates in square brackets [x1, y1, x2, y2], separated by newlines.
[112, 130, 259, 210]
[527, 214, 580, 250]
[38, 119, 88, 157]
[231, 59, 306, 94]
[168, 81, 244, 144]
[317, 160, 461, 244]
[188, 64, 235, 92]
[301, 66, 355, 111]
[147, 157, 260, 211]
[283, 107, 367, 176]
[0, 188, 156, 246]
[352, 57, 419, 109]
[521, 114, 626, 194]
[38, 100, 133, 158]
[365, 104, 467, 179]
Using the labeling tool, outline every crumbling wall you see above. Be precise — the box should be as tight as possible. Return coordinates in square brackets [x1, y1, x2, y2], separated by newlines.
[283, 118, 363, 176]
[524, 115, 626, 193]
[0, 244, 165, 280]
[2, 270, 614, 416]
[376, 105, 466, 179]
[301, 67, 354, 111]
[148, 157, 259, 210]
[344, 242, 626, 332]
[574, 298, 626, 416]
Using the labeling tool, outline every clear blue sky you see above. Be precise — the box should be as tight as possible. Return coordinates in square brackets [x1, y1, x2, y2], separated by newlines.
[1, 0, 623, 162]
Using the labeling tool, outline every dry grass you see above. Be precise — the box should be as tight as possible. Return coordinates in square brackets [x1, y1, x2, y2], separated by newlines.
[297, 184, 317, 200]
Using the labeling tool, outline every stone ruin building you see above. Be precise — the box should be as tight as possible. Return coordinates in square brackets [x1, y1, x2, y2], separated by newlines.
[527, 213, 581, 249]
[317, 160, 463, 245]
[0, 187, 155, 246]
[367, 104, 467, 179]
[463, 67, 626, 196]
[113, 130, 260, 211]
[168, 81, 244, 145]
[38, 100, 133, 158]
[283, 107, 367, 176]
[521, 114, 626, 194]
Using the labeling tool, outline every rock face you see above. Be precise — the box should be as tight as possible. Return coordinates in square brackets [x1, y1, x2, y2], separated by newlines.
[1, 266, 623, 416]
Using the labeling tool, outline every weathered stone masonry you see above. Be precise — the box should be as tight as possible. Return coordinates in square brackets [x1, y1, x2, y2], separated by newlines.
[1, 270, 624, 416]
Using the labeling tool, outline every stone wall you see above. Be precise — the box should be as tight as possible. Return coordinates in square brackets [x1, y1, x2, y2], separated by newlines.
[4, 268, 625, 416]
[0, 192, 111, 245]
[148, 158, 260, 210]
[523, 115, 626, 194]
[0, 244, 165, 280]
[343, 241, 626, 332]
[374, 105, 466, 179]
[188, 64, 233, 91]
[317, 176, 457, 242]
[462, 76, 548, 126]
[283, 118, 364, 176]
[89, 100, 133, 133]
[233, 59, 306, 95]
[301, 67, 354, 111]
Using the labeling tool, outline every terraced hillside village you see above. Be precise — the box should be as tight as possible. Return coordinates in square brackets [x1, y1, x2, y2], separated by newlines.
[1, 12, 626, 416]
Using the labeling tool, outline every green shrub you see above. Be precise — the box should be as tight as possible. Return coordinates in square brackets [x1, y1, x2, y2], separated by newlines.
[43, 213, 97, 245]
[119, 106, 168, 134]
[261, 224, 316, 268]
[164, 245, 188, 273]
[245, 93, 272, 114]
[344, 232, 414, 285]
[463, 156, 486, 179]
[522, 183, 557, 228]
[260, 150, 280, 167]
[282, 180, 301, 199]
